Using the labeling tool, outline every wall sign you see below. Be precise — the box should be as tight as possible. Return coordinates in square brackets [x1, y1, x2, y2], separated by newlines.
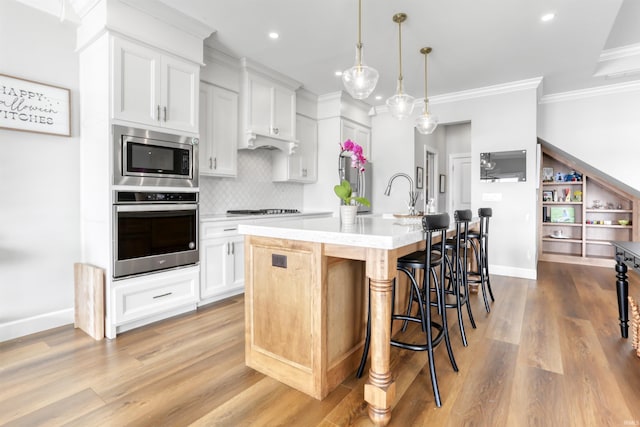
[0, 73, 71, 137]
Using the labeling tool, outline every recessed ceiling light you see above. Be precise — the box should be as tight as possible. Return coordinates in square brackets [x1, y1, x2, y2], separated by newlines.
[541, 13, 555, 22]
[269, 32, 279, 39]
[375, 95, 383, 101]
[335, 71, 343, 77]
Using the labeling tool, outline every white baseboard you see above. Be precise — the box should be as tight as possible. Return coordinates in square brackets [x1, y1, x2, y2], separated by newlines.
[0, 308, 74, 343]
[490, 264, 537, 280]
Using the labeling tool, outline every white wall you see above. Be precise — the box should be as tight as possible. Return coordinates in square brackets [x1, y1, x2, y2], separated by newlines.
[0, 1, 80, 341]
[538, 83, 640, 190]
[373, 85, 539, 279]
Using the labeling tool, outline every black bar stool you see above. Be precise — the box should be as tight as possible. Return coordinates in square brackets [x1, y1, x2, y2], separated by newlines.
[434, 209, 476, 347]
[357, 212, 458, 407]
[467, 207, 495, 312]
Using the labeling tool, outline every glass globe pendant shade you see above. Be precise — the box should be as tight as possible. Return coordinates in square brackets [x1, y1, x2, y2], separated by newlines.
[415, 46, 437, 134]
[415, 104, 438, 134]
[386, 81, 415, 120]
[342, 48, 379, 100]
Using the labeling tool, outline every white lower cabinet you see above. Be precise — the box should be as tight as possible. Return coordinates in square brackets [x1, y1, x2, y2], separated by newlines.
[200, 224, 245, 304]
[112, 266, 199, 330]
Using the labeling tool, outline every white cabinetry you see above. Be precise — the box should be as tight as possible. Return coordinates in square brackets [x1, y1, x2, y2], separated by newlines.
[113, 37, 199, 133]
[111, 266, 199, 335]
[239, 59, 301, 151]
[272, 114, 317, 182]
[200, 223, 245, 304]
[244, 73, 295, 141]
[199, 82, 238, 177]
[341, 119, 371, 156]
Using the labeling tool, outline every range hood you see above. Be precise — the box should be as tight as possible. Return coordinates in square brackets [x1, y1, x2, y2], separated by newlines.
[242, 130, 298, 155]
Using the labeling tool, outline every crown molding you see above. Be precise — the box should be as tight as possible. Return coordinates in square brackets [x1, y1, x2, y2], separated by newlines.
[372, 77, 543, 116]
[539, 80, 640, 104]
[593, 42, 640, 79]
[429, 77, 543, 105]
[119, 0, 215, 40]
[203, 45, 239, 70]
[240, 58, 302, 91]
[599, 43, 640, 62]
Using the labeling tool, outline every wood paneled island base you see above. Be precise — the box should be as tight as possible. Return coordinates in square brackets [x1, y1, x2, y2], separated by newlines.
[240, 216, 434, 426]
[244, 235, 368, 400]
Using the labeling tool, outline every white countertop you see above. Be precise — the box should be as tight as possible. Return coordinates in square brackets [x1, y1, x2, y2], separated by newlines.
[200, 211, 332, 223]
[238, 215, 426, 250]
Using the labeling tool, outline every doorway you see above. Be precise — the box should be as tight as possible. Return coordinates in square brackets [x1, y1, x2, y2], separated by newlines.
[422, 148, 438, 213]
[449, 153, 471, 214]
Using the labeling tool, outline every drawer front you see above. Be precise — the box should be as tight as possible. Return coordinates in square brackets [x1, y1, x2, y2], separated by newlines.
[114, 267, 199, 324]
[201, 222, 243, 240]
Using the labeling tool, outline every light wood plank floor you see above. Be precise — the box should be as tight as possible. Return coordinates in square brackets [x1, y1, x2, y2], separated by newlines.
[2, 261, 639, 426]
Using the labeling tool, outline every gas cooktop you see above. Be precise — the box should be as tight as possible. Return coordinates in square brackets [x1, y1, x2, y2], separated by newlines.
[226, 209, 301, 215]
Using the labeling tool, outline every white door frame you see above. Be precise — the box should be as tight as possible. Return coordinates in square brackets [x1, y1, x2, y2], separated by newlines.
[448, 152, 471, 215]
[422, 144, 439, 213]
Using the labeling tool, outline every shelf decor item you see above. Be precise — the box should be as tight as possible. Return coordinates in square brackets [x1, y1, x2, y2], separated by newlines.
[550, 206, 575, 223]
[573, 190, 582, 202]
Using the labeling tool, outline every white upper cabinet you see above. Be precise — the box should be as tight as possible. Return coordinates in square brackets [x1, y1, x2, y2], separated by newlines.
[199, 82, 238, 177]
[239, 59, 301, 150]
[271, 84, 296, 140]
[341, 119, 371, 157]
[244, 72, 295, 141]
[113, 38, 199, 134]
[273, 114, 317, 183]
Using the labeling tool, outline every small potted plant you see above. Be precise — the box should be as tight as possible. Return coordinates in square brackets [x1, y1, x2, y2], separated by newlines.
[335, 140, 371, 224]
[573, 190, 582, 202]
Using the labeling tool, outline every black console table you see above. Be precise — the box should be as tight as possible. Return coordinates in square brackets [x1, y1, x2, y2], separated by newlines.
[611, 241, 640, 338]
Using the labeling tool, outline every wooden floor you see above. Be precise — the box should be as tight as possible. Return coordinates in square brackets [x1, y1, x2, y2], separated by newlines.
[2, 261, 639, 426]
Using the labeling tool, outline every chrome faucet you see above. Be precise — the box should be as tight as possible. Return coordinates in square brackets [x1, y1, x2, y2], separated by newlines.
[384, 173, 420, 215]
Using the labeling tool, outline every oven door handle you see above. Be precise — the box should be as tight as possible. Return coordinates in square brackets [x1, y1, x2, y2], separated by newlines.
[115, 204, 198, 212]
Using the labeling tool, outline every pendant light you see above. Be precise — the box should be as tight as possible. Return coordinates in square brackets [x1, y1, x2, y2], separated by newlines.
[342, 0, 379, 100]
[415, 47, 439, 134]
[386, 13, 415, 119]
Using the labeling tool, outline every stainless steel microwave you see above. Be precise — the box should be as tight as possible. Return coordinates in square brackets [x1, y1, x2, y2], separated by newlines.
[113, 125, 199, 188]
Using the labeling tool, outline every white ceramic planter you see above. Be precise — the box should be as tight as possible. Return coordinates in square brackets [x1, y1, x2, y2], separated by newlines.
[340, 205, 358, 225]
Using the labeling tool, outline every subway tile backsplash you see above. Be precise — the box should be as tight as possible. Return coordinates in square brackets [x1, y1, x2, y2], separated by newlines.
[199, 149, 303, 214]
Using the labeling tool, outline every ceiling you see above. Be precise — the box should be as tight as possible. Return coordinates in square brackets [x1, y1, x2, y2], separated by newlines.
[17, 0, 640, 105]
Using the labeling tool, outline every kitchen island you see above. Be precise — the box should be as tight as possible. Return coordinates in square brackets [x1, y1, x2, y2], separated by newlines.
[239, 215, 434, 426]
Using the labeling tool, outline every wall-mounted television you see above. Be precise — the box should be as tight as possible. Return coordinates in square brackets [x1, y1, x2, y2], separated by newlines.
[480, 150, 526, 182]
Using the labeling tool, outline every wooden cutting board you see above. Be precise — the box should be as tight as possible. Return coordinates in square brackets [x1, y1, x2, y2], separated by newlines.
[74, 263, 105, 340]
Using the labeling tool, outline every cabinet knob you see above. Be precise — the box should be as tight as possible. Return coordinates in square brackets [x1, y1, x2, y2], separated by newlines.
[272, 127, 279, 135]
[157, 105, 161, 121]
[214, 157, 217, 169]
[163, 106, 167, 122]
[209, 157, 213, 169]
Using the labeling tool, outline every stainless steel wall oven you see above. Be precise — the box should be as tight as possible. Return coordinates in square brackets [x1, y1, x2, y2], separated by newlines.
[113, 191, 199, 278]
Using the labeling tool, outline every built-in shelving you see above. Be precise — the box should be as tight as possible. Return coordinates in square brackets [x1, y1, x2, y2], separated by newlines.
[538, 148, 639, 267]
